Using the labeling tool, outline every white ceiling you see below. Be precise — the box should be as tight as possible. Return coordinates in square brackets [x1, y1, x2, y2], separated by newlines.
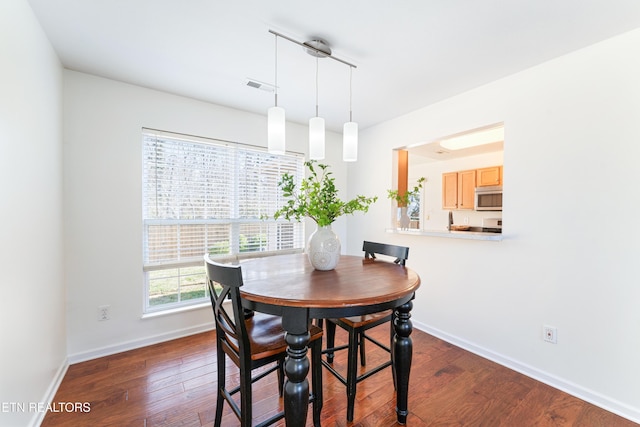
[27, 0, 640, 133]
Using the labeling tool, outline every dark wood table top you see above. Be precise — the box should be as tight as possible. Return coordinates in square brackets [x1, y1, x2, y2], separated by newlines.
[240, 253, 420, 310]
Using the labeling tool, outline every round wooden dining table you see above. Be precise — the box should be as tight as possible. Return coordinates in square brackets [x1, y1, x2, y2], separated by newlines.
[239, 253, 421, 426]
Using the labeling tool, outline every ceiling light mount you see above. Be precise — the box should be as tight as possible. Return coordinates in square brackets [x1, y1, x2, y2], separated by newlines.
[303, 39, 331, 58]
[268, 30, 356, 68]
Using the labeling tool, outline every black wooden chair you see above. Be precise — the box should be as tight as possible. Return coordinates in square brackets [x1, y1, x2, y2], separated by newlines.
[205, 254, 324, 427]
[322, 241, 409, 421]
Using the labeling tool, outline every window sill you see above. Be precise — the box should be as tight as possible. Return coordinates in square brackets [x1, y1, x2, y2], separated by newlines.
[142, 301, 210, 319]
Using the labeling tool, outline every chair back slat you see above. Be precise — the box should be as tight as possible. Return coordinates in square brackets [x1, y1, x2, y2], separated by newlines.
[205, 254, 250, 357]
[362, 241, 409, 265]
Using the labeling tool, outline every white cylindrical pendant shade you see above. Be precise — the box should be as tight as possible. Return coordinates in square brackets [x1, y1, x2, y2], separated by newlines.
[343, 121, 358, 162]
[309, 116, 325, 160]
[267, 106, 286, 154]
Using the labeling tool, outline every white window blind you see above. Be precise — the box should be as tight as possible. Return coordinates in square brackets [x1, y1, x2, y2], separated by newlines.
[141, 129, 304, 310]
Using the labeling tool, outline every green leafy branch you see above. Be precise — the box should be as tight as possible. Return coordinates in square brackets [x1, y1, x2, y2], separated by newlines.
[273, 161, 378, 227]
[387, 176, 426, 207]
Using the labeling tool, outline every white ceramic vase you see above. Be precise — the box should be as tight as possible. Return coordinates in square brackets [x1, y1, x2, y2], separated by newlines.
[398, 206, 411, 230]
[307, 225, 341, 270]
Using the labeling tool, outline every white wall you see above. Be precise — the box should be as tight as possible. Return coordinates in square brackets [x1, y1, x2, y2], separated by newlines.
[346, 28, 640, 421]
[63, 71, 347, 360]
[0, 2, 65, 426]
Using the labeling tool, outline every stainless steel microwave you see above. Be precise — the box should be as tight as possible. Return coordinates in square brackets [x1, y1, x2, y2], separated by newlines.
[475, 186, 502, 211]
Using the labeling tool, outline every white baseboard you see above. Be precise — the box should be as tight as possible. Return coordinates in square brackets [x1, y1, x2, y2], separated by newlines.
[30, 358, 69, 427]
[412, 320, 640, 424]
[67, 323, 214, 364]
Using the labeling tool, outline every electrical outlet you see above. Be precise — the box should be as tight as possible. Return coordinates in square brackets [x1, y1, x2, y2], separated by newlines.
[543, 325, 557, 344]
[98, 305, 110, 321]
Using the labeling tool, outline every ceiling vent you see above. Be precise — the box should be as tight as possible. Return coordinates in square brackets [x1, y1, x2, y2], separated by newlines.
[245, 78, 275, 93]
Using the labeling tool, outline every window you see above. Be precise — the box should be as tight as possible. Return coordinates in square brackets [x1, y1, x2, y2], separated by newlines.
[142, 129, 305, 312]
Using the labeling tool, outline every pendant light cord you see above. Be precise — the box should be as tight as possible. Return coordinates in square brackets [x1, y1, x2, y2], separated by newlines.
[315, 54, 319, 117]
[349, 66, 353, 122]
[274, 35, 278, 107]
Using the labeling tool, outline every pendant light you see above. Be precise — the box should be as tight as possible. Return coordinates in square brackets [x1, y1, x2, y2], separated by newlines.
[309, 53, 325, 160]
[267, 34, 285, 154]
[343, 66, 358, 161]
[267, 30, 358, 161]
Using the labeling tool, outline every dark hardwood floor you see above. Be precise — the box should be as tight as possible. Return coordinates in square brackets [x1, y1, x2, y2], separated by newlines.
[42, 326, 637, 426]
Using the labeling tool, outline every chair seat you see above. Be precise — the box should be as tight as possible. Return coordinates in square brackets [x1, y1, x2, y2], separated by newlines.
[229, 313, 323, 360]
[331, 310, 392, 329]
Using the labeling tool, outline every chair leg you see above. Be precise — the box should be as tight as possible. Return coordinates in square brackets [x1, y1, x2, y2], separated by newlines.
[346, 328, 359, 422]
[359, 330, 366, 366]
[325, 321, 336, 363]
[390, 312, 397, 390]
[214, 346, 226, 427]
[311, 338, 323, 427]
[239, 362, 252, 427]
[277, 358, 284, 397]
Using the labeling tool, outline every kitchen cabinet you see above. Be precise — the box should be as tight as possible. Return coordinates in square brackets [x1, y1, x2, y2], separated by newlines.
[458, 170, 476, 209]
[442, 172, 458, 209]
[442, 170, 475, 210]
[476, 166, 502, 187]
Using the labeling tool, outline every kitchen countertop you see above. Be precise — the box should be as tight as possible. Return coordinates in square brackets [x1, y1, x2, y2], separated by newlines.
[386, 227, 503, 241]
